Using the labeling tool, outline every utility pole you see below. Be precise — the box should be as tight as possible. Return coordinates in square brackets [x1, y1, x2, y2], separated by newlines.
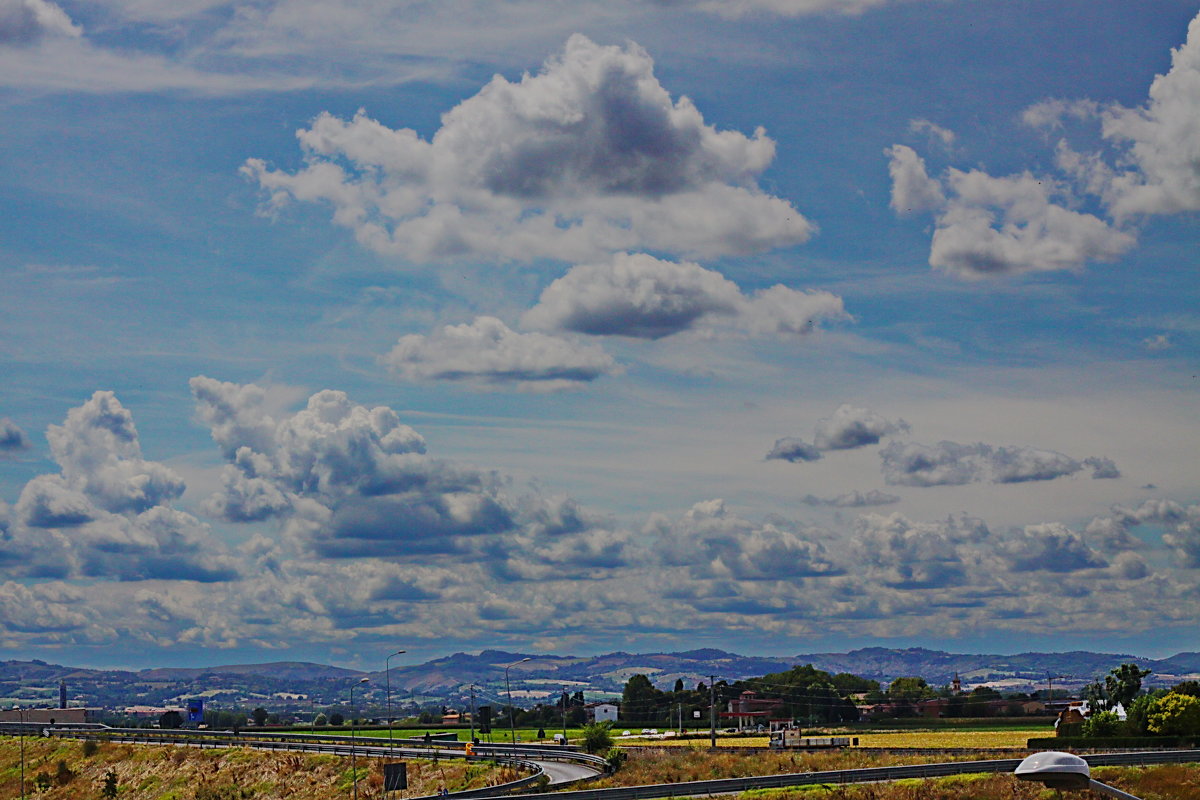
[561, 688, 568, 744]
[469, 685, 477, 741]
[709, 675, 716, 750]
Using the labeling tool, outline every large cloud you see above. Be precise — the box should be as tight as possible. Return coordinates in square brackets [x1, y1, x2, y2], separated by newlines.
[766, 404, 906, 463]
[891, 11, 1200, 277]
[3, 392, 236, 582]
[647, 499, 841, 580]
[191, 377, 625, 567]
[878, 440, 1115, 487]
[0, 417, 31, 456]
[1038, 12, 1200, 220]
[521, 252, 847, 339]
[0, 0, 80, 44]
[244, 34, 813, 263]
[383, 316, 620, 391]
[885, 144, 1135, 278]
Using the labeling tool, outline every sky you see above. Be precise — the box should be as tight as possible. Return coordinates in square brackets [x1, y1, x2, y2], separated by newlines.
[1, 0, 1198, 672]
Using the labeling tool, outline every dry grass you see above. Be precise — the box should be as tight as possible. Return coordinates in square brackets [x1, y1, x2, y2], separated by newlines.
[586, 747, 1199, 799]
[738, 762, 1200, 800]
[0, 736, 509, 800]
[583, 746, 1024, 788]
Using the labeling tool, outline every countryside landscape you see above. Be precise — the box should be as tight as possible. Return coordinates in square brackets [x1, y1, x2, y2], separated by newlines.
[2, 0, 1198, 797]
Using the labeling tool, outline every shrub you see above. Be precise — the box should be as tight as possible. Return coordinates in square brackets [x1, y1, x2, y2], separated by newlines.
[101, 769, 119, 799]
[55, 758, 75, 785]
[581, 721, 614, 754]
[33, 770, 52, 791]
[605, 747, 628, 771]
[1148, 693, 1200, 736]
[1082, 710, 1121, 738]
[82, 738, 99, 757]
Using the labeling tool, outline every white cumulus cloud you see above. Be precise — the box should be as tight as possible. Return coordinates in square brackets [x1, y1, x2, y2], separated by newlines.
[522, 252, 847, 339]
[244, 34, 814, 263]
[383, 316, 620, 391]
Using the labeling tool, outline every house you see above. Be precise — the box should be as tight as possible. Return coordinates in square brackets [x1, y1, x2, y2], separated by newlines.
[585, 702, 619, 724]
[722, 691, 785, 730]
[441, 711, 462, 726]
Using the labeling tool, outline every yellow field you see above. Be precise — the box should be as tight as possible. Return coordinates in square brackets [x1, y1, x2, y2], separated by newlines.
[850, 729, 1046, 748]
[624, 728, 1049, 749]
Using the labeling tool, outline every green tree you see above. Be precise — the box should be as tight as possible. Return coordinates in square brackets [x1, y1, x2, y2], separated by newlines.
[1148, 693, 1200, 736]
[887, 677, 933, 703]
[581, 721, 614, 754]
[252, 707, 269, 726]
[313, 712, 327, 726]
[830, 673, 879, 696]
[1172, 680, 1200, 697]
[1105, 663, 1152, 709]
[1125, 692, 1162, 735]
[673, 678, 685, 693]
[1083, 680, 1110, 712]
[329, 712, 344, 726]
[1082, 710, 1122, 738]
[621, 674, 663, 724]
[159, 710, 183, 729]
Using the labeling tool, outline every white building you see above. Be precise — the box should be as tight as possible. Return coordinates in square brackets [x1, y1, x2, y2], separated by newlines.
[586, 702, 619, 724]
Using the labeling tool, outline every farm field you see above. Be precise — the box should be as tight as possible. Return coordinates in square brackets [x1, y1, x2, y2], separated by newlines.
[0, 736, 510, 800]
[620, 728, 1048, 749]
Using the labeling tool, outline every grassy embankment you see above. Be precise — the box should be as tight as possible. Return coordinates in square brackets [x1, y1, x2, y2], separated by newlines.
[586, 747, 1199, 799]
[736, 763, 1200, 800]
[0, 736, 511, 800]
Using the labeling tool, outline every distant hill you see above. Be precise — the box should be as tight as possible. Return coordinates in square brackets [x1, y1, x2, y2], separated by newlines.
[138, 662, 363, 682]
[3, 647, 1197, 712]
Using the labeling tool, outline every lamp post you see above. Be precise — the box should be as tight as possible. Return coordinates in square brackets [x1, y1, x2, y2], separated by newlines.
[504, 658, 531, 745]
[385, 650, 406, 749]
[1015, 751, 1144, 800]
[469, 685, 477, 742]
[14, 705, 25, 800]
[350, 677, 370, 800]
[561, 687, 568, 745]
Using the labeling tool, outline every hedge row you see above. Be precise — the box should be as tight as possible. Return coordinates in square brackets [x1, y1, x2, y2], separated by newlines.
[1028, 736, 1199, 749]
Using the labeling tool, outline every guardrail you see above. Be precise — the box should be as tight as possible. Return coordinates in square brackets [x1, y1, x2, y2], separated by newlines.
[46, 727, 608, 771]
[48, 729, 552, 797]
[463, 748, 1200, 800]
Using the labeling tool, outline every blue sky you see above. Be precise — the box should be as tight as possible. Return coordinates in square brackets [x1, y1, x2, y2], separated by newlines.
[1, 0, 1198, 671]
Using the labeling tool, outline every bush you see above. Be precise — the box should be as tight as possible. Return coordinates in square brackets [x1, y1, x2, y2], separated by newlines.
[82, 738, 99, 757]
[33, 771, 52, 791]
[101, 769, 119, 799]
[605, 747, 627, 771]
[581, 721, 614, 754]
[55, 758, 75, 785]
[1082, 710, 1122, 738]
[1149, 693, 1200, 736]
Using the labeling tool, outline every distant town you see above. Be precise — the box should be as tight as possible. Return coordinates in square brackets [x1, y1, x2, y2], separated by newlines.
[3, 647, 1197, 729]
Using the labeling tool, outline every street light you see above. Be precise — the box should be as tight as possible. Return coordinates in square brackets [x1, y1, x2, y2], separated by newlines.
[504, 658, 531, 745]
[350, 677, 370, 800]
[385, 650, 406, 749]
[1015, 751, 1144, 800]
[13, 705, 25, 800]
